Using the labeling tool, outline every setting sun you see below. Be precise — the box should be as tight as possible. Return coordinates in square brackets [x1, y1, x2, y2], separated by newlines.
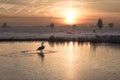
[64, 9, 77, 25]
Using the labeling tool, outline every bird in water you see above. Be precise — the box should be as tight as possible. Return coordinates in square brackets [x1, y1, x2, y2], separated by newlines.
[37, 42, 45, 51]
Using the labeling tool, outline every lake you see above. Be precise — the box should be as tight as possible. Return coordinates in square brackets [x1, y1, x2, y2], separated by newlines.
[0, 42, 120, 80]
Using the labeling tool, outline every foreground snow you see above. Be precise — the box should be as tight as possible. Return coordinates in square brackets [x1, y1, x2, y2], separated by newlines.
[0, 26, 120, 43]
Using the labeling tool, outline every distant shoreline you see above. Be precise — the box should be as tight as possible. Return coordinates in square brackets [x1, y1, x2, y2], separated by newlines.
[0, 26, 120, 43]
[0, 35, 120, 43]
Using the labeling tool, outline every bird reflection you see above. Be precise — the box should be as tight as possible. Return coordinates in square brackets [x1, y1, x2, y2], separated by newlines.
[38, 51, 45, 61]
[37, 42, 45, 61]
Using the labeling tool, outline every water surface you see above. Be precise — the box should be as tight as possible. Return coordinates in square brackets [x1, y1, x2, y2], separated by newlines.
[0, 42, 120, 80]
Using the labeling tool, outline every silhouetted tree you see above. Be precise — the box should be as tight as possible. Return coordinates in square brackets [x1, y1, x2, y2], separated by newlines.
[97, 18, 103, 29]
[50, 23, 55, 28]
[2, 22, 7, 28]
[108, 23, 114, 28]
[93, 30, 96, 33]
[72, 24, 76, 28]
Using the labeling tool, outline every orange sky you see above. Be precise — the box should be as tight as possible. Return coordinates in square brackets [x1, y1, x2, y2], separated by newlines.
[0, 0, 120, 26]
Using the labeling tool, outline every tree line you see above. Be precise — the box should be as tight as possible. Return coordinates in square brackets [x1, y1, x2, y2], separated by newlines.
[0, 18, 114, 28]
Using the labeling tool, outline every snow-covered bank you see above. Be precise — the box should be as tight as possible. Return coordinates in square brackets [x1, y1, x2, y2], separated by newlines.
[0, 26, 120, 43]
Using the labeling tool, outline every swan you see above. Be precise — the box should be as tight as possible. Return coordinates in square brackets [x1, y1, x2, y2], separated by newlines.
[37, 42, 45, 51]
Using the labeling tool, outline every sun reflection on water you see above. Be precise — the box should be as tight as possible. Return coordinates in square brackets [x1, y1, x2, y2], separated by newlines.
[0, 42, 120, 80]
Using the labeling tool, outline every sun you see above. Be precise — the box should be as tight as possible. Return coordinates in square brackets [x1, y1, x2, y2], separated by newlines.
[66, 14, 75, 24]
[64, 9, 76, 25]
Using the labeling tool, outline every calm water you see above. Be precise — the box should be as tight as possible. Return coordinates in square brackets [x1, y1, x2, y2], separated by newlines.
[0, 42, 120, 80]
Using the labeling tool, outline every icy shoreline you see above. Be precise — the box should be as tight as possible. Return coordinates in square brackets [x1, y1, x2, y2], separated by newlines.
[0, 26, 120, 43]
[0, 32, 120, 43]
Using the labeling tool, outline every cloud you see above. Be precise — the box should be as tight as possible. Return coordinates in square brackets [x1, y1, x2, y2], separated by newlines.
[83, 0, 120, 13]
[0, 0, 120, 17]
[0, 0, 31, 5]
